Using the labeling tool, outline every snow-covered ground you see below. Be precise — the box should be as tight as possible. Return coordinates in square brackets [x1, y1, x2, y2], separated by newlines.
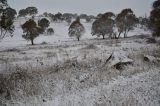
[0, 17, 159, 106]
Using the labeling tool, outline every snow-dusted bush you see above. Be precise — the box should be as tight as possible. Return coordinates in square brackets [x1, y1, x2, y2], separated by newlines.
[68, 17, 85, 41]
[38, 18, 50, 32]
[47, 28, 54, 35]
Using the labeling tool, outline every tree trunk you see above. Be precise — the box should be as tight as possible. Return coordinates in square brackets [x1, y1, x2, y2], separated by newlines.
[124, 31, 126, 38]
[0, 29, 3, 39]
[77, 37, 80, 41]
[124, 30, 128, 38]
[114, 33, 117, 39]
[102, 35, 105, 39]
[31, 39, 34, 45]
[117, 32, 122, 39]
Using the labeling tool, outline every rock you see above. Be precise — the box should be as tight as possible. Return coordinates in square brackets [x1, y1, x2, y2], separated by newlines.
[143, 55, 160, 63]
[43, 99, 47, 102]
[113, 61, 132, 70]
[107, 52, 133, 70]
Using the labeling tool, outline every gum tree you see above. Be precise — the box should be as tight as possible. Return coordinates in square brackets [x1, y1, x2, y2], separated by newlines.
[0, 0, 15, 40]
[116, 8, 137, 38]
[22, 19, 41, 45]
[150, 0, 160, 37]
[68, 17, 85, 41]
[92, 12, 115, 39]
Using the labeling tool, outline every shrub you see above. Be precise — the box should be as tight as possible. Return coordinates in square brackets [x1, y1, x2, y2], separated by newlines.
[47, 28, 54, 35]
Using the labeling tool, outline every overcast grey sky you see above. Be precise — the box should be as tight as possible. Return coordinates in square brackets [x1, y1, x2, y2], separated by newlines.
[8, 0, 154, 16]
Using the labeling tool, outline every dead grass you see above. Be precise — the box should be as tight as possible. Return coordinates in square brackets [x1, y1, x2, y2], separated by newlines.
[0, 51, 158, 104]
[0, 37, 160, 105]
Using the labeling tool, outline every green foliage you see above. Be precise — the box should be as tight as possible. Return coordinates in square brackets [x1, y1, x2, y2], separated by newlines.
[22, 19, 40, 45]
[0, 0, 7, 4]
[3, 7, 17, 19]
[138, 16, 151, 30]
[68, 17, 85, 41]
[18, 7, 38, 17]
[116, 8, 137, 38]
[153, 0, 160, 8]
[85, 16, 92, 23]
[43, 12, 48, 17]
[96, 13, 103, 19]
[18, 9, 27, 17]
[0, 14, 15, 39]
[92, 12, 115, 39]
[54, 12, 63, 21]
[0, 0, 15, 40]
[150, 0, 160, 37]
[0, 0, 7, 10]
[79, 14, 88, 19]
[47, 28, 54, 35]
[63, 13, 75, 19]
[38, 18, 50, 32]
[26, 7, 38, 16]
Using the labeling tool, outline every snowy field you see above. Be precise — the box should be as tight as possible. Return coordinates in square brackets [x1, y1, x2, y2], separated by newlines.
[0, 17, 160, 106]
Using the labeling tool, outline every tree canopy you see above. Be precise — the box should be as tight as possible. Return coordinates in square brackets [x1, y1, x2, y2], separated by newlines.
[150, 0, 160, 37]
[22, 19, 41, 45]
[92, 12, 115, 39]
[3, 7, 17, 19]
[38, 18, 50, 31]
[0, 0, 15, 40]
[47, 28, 54, 35]
[18, 6, 38, 17]
[68, 17, 85, 41]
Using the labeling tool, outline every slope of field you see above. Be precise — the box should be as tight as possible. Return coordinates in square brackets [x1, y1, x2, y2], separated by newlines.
[0, 18, 159, 106]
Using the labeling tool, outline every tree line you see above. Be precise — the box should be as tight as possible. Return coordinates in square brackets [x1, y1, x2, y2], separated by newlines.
[0, 0, 16, 39]
[0, 0, 160, 45]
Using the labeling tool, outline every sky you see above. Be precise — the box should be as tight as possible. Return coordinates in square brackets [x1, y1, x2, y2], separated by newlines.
[8, 0, 154, 16]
